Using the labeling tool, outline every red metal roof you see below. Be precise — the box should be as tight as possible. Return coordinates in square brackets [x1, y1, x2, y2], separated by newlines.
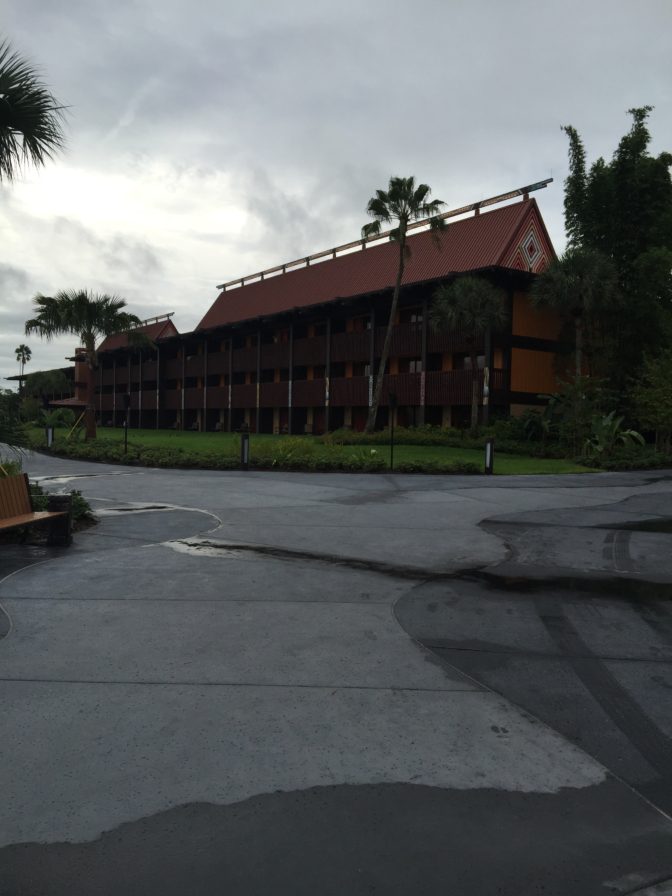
[97, 318, 179, 352]
[197, 199, 554, 331]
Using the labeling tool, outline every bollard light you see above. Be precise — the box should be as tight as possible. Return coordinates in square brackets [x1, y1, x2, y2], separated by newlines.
[240, 431, 250, 470]
[484, 437, 495, 475]
[122, 393, 131, 454]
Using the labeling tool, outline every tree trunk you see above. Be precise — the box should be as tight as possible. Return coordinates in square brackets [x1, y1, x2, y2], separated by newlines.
[365, 232, 406, 433]
[84, 351, 97, 441]
[575, 314, 583, 381]
[470, 349, 479, 433]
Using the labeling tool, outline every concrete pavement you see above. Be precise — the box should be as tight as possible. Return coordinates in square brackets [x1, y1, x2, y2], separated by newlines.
[1, 452, 672, 893]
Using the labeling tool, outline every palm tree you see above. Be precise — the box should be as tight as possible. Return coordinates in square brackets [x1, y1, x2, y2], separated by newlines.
[0, 40, 66, 183]
[25, 290, 141, 440]
[430, 275, 508, 433]
[531, 248, 618, 381]
[362, 176, 446, 432]
[14, 343, 31, 393]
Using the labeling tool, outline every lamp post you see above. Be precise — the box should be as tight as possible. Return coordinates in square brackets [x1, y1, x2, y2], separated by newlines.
[123, 393, 131, 455]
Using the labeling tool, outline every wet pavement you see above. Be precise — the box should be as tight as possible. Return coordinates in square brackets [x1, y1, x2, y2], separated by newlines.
[1, 452, 672, 894]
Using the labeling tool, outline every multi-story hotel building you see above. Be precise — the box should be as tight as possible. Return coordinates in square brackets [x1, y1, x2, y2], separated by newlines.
[66, 185, 564, 434]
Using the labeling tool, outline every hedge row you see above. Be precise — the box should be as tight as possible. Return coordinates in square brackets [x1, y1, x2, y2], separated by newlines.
[26, 435, 481, 475]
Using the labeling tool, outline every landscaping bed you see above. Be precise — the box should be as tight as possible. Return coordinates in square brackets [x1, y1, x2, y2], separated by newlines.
[25, 428, 595, 475]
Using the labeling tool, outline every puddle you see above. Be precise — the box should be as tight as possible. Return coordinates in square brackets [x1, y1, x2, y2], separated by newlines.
[470, 571, 672, 602]
[605, 519, 672, 534]
[105, 505, 169, 512]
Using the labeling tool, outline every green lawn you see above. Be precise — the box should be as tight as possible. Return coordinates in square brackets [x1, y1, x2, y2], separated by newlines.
[30, 427, 594, 475]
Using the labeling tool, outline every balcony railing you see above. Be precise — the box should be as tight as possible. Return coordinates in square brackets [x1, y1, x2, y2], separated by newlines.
[163, 358, 182, 379]
[375, 323, 422, 358]
[260, 342, 290, 369]
[330, 331, 370, 363]
[329, 375, 370, 406]
[206, 352, 230, 375]
[184, 355, 204, 377]
[206, 385, 229, 408]
[231, 383, 257, 408]
[293, 379, 326, 407]
[143, 360, 158, 380]
[163, 390, 181, 410]
[293, 335, 328, 366]
[232, 347, 258, 373]
[260, 381, 289, 406]
[184, 387, 203, 410]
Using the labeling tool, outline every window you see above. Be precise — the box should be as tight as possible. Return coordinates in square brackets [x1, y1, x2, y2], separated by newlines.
[456, 354, 485, 370]
[399, 358, 422, 374]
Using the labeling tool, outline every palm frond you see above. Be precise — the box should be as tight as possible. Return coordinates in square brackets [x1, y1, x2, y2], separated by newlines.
[431, 276, 508, 336]
[25, 289, 140, 354]
[362, 220, 382, 240]
[0, 40, 67, 182]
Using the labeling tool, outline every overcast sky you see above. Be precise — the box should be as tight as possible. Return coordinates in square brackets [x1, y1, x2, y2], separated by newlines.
[1, 0, 670, 383]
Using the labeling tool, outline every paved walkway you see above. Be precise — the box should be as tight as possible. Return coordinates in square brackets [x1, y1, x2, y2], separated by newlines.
[1, 453, 672, 894]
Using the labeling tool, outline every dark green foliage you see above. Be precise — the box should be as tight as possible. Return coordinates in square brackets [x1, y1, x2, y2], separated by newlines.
[25, 290, 142, 440]
[0, 389, 26, 448]
[28, 482, 93, 523]
[562, 125, 587, 248]
[561, 107, 672, 390]
[629, 349, 672, 453]
[531, 248, 619, 380]
[40, 407, 76, 429]
[22, 368, 72, 399]
[431, 275, 509, 432]
[585, 445, 671, 471]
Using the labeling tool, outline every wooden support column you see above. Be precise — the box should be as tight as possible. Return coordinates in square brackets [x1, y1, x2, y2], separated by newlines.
[324, 317, 331, 432]
[419, 298, 428, 426]
[256, 331, 261, 434]
[113, 356, 117, 427]
[368, 307, 376, 409]
[228, 338, 233, 432]
[203, 337, 208, 431]
[180, 345, 185, 430]
[288, 323, 294, 434]
[156, 346, 160, 429]
[138, 349, 142, 429]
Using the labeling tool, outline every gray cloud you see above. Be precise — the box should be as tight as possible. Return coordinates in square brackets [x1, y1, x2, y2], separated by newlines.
[1, 0, 670, 382]
[52, 217, 163, 278]
[0, 263, 29, 293]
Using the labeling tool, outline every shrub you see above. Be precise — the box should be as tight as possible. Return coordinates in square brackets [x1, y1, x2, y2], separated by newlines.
[584, 444, 670, 471]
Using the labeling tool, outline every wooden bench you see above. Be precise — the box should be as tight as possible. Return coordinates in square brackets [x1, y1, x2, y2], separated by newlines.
[0, 474, 72, 546]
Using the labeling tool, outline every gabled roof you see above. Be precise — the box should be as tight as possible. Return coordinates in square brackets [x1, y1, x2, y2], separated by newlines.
[97, 318, 179, 353]
[197, 198, 555, 331]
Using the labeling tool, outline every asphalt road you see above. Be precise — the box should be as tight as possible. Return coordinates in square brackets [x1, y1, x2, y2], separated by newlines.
[1, 452, 672, 895]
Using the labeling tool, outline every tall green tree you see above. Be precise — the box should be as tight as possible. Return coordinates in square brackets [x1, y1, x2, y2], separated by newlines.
[532, 248, 619, 381]
[0, 39, 66, 183]
[430, 275, 508, 432]
[14, 343, 31, 391]
[561, 107, 672, 387]
[630, 349, 672, 454]
[361, 176, 446, 432]
[25, 290, 141, 440]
